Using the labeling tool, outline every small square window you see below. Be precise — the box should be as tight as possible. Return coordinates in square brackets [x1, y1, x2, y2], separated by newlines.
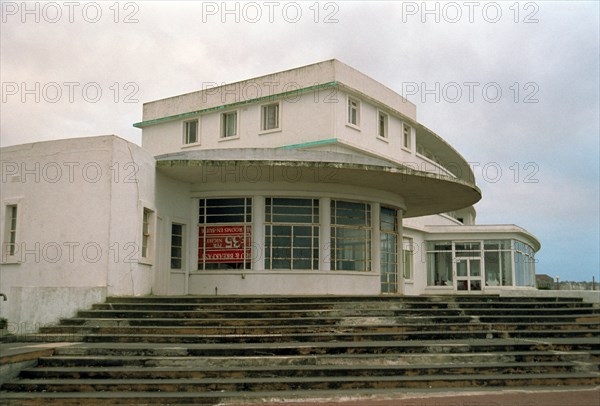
[403, 123, 412, 149]
[261, 103, 280, 131]
[184, 120, 198, 145]
[378, 111, 388, 138]
[222, 111, 238, 138]
[347, 97, 360, 127]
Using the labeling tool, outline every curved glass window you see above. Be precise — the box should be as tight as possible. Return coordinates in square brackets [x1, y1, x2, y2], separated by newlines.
[265, 198, 319, 270]
[331, 200, 371, 271]
[198, 198, 252, 270]
[380, 207, 397, 292]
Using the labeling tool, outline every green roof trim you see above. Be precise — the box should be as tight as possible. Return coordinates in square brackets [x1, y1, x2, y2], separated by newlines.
[278, 138, 338, 150]
[133, 81, 339, 128]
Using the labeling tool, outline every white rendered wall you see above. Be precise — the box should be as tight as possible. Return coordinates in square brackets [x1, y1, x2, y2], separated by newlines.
[0, 136, 157, 328]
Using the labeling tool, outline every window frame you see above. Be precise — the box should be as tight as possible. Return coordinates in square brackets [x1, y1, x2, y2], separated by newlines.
[140, 206, 155, 264]
[170, 222, 185, 270]
[402, 122, 412, 151]
[220, 110, 239, 140]
[182, 119, 199, 146]
[198, 198, 253, 271]
[2, 201, 20, 264]
[377, 110, 389, 140]
[346, 96, 361, 130]
[260, 102, 281, 134]
[264, 197, 319, 271]
[330, 200, 372, 272]
[403, 237, 414, 281]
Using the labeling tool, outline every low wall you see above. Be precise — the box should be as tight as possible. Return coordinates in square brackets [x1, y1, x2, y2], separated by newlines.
[3, 287, 107, 334]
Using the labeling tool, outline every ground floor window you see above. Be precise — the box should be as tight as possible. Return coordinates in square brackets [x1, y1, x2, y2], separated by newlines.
[427, 242, 453, 286]
[198, 198, 252, 270]
[331, 200, 371, 271]
[403, 237, 414, 280]
[484, 240, 512, 286]
[427, 239, 536, 289]
[265, 197, 319, 270]
[380, 206, 397, 292]
[141, 207, 154, 261]
[514, 240, 536, 287]
[170, 223, 184, 269]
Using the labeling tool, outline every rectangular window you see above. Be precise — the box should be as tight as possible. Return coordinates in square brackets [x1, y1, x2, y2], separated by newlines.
[378, 111, 388, 138]
[184, 120, 198, 144]
[426, 241, 453, 286]
[141, 208, 153, 260]
[514, 240, 535, 287]
[403, 123, 412, 149]
[347, 97, 360, 127]
[265, 198, 319, 271]
[170, 223, 184, 270]
[3, 204, 18, 259]
[380, 206, 397, 292]
[221, 111, 238, 138]
[403, 237, 414, 280]
[483, 240, 512, 286]
[331, 200, 371, 272]
[261, 103, 280, 132]
[198, 198, 252, 270]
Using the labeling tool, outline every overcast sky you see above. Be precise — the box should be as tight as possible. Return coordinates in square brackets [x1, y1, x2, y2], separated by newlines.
[1, 1, 598, 281]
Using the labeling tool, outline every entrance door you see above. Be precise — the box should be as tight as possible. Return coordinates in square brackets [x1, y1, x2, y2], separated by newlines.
[455, 258, 482, 291]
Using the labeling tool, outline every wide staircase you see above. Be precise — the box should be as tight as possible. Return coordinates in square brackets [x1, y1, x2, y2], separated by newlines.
[1, 295, 599, 404]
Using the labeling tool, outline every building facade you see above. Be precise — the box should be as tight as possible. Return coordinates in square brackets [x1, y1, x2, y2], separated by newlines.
[0, 60, 539, 328]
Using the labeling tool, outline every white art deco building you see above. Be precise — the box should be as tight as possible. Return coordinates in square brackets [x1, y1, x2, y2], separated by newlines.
[0, 60, 539, 328]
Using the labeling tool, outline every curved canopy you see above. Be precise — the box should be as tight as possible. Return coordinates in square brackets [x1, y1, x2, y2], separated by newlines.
[156, 148, 481, 218]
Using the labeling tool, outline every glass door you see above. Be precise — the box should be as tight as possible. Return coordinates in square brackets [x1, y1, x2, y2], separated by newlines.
[456, 257, 482, 291]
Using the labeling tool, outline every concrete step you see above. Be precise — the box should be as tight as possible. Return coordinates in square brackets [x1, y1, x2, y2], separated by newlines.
[22, 329, 600, 344]
[19, 361, 599, 380]
[2, 386, 598, 406]
[35, 350, 600, 368]
[56, 314, 600, 327]
[4, 372, 600, 393]
[104, 295, 589, 304]
[75, 307, 600, 319]
[91, 301, 596, 311]
[39, 321, 600, 336]
[43, 338, 600, 357]
[71, 329, 598, 344]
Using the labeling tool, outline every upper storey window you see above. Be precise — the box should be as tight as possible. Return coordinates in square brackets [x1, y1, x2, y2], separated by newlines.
[347, 97, 360, 128]
[221, 111, 238, 138]
[183, 119, 198, 145]
[261, 103, 280, 132]
[378, 111, 388, 139]
[402, 123, 412, 150]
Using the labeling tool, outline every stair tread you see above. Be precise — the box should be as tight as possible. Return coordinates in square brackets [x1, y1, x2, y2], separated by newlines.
[9, 371, 600, 385]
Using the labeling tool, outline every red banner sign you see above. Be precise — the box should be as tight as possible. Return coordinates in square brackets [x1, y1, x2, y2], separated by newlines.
[198, 225, 251, 263]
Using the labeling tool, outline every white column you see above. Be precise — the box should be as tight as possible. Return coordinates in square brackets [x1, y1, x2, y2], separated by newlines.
[319, 197, 331, 271]
[371, 203, 381, 275]
[252, 195, 265, 272]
